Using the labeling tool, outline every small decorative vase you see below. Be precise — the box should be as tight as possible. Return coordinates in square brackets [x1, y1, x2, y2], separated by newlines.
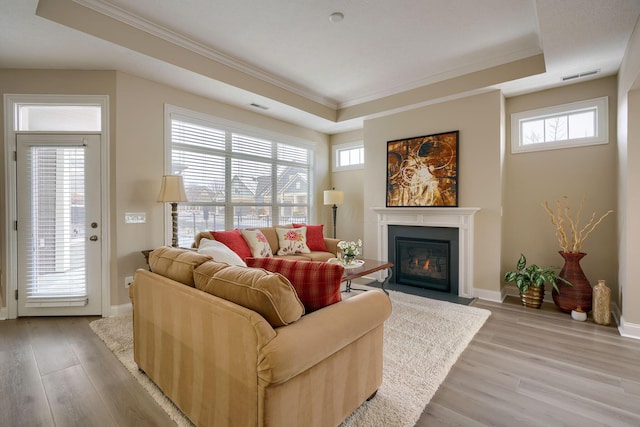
[342, 253, 357, 265]
[592, 279, 611, 325]
[553, 251, 592, 313]
[520, 284, 544, 309]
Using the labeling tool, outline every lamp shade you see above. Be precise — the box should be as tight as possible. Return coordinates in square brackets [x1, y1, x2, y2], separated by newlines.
[157, 175, 188, 203]
[324, 188, 344, 205]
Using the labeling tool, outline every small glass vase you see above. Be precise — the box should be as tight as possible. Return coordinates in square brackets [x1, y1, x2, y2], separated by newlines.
[342, 253, 357, 265]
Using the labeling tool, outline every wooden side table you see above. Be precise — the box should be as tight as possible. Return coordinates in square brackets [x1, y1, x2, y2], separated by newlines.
[341, 259, 393, 294]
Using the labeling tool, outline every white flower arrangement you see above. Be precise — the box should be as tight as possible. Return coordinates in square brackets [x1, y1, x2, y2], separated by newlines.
[337, 239, 362, 257]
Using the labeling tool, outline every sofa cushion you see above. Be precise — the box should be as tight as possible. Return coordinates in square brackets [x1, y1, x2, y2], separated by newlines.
[246, 258, 344, 313]
[212, 229, 252, 259]
[241, 229, 274, 258]
[275, 227, 311, 256]
[198, 238, 247, 267]
[293, 223, 328, 252]
[256, 227, 282, 254]
[194, 261, 304, 327]
[149, 246, 212, 287]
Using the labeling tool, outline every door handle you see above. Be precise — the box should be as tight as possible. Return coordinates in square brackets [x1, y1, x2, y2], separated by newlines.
[89, 235, 98, 241]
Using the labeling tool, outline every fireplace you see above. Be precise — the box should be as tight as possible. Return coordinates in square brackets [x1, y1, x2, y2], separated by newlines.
[372, 207, 479, 298]
[388, 225, 459, 294]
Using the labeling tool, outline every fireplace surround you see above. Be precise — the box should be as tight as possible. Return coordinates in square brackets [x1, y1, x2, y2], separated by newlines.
[372, 207, 479, 298]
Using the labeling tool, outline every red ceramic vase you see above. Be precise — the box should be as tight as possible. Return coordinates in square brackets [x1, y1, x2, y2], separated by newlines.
[552, 251, 592, 313]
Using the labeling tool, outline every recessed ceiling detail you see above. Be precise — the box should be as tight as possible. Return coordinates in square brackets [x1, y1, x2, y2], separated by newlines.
[3, 0, 639, 133]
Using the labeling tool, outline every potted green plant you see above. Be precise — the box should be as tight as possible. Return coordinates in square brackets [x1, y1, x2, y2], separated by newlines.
[504, 254, 572, 309]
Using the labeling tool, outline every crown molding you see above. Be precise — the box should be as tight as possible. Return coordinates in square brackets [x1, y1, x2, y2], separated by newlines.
[339, 47, 543, 109]
[72, 0, 338, 110]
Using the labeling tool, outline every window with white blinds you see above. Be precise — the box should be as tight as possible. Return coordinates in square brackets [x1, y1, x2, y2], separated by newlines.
[168, 109, 313, 247]
[25, 145, 88, 305]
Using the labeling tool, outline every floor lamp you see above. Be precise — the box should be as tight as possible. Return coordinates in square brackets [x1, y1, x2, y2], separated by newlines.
[157, 175, 188, 247]
[323, 188, 344, 239]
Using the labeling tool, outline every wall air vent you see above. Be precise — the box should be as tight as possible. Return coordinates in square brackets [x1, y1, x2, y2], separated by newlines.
[562, 69, 600, 81]
[250, 102, 269, 110]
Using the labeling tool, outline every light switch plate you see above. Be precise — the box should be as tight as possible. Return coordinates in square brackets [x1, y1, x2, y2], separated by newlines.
[125, 212, 146, 224]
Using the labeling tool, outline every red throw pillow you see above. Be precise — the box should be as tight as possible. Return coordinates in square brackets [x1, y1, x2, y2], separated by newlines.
[212, 229, 252, 260]
[246, 257, 344, 313]
[293, 223, 328, 252]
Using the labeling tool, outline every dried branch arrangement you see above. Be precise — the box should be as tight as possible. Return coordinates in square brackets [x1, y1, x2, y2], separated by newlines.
[542, 195, 613, 253]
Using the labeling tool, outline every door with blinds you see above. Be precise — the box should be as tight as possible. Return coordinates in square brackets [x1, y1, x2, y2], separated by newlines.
[16, 134, 102, 316]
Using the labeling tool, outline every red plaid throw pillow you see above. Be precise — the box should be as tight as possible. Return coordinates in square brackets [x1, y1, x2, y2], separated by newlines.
[246, 257, 344, 313]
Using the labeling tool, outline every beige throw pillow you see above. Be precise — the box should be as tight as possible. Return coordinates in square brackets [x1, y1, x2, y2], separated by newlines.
[193, 261, 304, 327]
[275, 227, 311, 256]
[149, 246, 212, 287]
[240, 229, 273, 258]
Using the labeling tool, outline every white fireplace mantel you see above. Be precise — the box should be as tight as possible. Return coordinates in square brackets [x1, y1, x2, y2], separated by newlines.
[371, 207, 480, 298]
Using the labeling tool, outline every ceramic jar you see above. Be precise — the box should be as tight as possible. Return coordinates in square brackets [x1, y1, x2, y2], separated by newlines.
[592, 279, 611, 326]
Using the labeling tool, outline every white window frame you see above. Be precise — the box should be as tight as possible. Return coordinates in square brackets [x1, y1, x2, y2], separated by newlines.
[511, 96, 608, 154]
[164, 105, 315, 246]
[332, 141, 364, 172]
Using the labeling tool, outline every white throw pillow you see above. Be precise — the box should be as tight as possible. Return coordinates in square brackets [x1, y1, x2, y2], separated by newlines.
[198, 238, 248, 267]
[276, 227, 311, 256]
[240, 229, 274, 258]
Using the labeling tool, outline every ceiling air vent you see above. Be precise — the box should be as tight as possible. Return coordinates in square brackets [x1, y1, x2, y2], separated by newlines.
[562, 69, 600, 81]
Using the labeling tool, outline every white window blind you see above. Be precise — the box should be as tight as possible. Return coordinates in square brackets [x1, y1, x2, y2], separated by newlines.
[169, 112, 313, 247]
[25, 145, 88, 306]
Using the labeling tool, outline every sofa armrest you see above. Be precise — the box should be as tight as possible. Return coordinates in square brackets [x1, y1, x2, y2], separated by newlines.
[257, 290, 391, 386]
[323, 237, 341, 255]
[130, 269, 277, 426]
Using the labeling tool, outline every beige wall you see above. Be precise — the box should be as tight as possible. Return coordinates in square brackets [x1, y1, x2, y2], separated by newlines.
[362, 91, 504, 299]
[617, 17, 640, 329]
[114, 72, 330, 306]
[328, 129, 364, 243]
[504, 76, 619, 301]
[0, 69, 330, 311]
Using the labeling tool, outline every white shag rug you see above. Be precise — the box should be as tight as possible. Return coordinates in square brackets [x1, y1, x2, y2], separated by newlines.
[90, 291, 490, 427]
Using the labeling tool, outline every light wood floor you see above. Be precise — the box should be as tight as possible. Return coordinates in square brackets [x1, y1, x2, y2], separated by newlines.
[419, 297, 640, 427]
[2, 297, 639, 426]
[0, 315, 174, 427]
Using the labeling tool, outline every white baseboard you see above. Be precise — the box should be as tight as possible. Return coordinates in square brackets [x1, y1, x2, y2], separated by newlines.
[618, 314, 640, 340]
[0, 304, 130, 320]
[473, 287, 503, 302]
[109, 302, 132, 317]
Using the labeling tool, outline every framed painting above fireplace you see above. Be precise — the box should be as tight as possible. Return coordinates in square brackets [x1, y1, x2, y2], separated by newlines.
[386, 130, 458, 207]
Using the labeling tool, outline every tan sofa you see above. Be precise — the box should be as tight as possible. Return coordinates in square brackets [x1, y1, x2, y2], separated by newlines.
[194, 225, 341, 262]
[130, 247, 392, 427]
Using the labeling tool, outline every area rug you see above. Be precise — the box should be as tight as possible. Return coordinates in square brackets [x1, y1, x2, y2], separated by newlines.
[90, 290, 490, 427]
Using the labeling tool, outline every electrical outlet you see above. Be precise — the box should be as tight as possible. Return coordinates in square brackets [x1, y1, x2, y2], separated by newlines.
[125, 276, 134, 288]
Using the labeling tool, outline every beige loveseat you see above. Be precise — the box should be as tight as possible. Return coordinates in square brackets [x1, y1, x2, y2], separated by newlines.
[130, 247, 392, 427]
[194, 225, 340, 262]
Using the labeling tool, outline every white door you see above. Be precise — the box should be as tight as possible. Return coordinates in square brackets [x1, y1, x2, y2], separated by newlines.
[16, 134, 102, 316]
